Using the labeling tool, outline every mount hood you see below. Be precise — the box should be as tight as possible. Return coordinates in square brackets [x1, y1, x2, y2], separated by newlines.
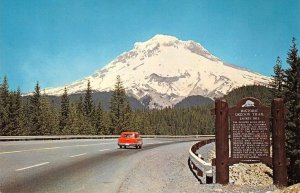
[45, 35, 270, 108]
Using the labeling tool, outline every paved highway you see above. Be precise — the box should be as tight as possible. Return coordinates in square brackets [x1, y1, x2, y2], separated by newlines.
[0, 138, 197, 193]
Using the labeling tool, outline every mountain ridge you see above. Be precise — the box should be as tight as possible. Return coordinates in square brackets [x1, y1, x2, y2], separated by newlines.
[44, 34, 270, 109]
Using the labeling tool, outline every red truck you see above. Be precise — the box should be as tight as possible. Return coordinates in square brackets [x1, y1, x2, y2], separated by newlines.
[118, 132, 143, 149]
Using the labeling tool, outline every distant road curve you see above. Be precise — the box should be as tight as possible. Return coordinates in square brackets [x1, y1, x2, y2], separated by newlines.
[0, 137, 209, 193]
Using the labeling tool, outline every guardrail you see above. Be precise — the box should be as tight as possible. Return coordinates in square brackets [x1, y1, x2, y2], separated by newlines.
[189, 138, 215, 184]
[0, 135, 215, 141]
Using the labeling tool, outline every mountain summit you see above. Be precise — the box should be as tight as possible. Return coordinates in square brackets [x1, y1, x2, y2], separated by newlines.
[45, 34, 270, 108]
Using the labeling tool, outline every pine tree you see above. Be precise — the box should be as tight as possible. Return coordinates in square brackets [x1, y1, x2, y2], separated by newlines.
[29, 82, 42, 135]
[66, 103, 80, 135]
[101, 112, 110, 135]
[40, 94, 57, 135]
[84, 80, 93, 116]
[284, 37, 300, 184]
[130, 112, 144, 134]
[122, 99, 132, 131]
[59, 87, 70, 134]
[21, 98, 30, 135]
[94, 101, 105, 134]
[0, 76, 10, 135]
[7, 91, 16, 135]
[49, 99, 59, 135]
[7, 89, 23, 135]
[89, 104, 97, 135]
[0, 97, 4, 135]
[75, 96, 90, 135]
[15, 88, 24, 135]
[76, 96, 84, 115]
[83, 80, 94, 135]
[270, 56, 285, 98]
[110, 75, 131, 134]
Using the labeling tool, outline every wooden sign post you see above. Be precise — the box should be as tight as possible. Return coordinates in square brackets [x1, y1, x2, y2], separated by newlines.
[215, 99, 229, 184]
[272, 98, 288, 187]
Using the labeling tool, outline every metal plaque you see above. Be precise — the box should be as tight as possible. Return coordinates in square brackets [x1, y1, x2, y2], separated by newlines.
[229, 98, 270, 162]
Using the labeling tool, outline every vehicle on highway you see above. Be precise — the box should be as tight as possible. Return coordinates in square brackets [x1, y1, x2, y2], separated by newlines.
[118, 132, 143, 149]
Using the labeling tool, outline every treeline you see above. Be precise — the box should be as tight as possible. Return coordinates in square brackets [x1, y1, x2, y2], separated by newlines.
[269, 38, 300, 185]
[132, 106, 214, 135]
[0, 75, 214, 136]
[224, 85, 272, 107]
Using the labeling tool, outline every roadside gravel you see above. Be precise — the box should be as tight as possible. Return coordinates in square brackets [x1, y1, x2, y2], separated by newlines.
[118, 141, 278, 193]
[197, 142, 274, 186]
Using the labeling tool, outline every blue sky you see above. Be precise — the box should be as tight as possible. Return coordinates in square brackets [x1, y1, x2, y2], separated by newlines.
[0, 0, 299, 92]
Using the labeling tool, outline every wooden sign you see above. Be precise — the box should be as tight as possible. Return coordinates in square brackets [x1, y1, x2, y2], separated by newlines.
[214, 97, 287, 187]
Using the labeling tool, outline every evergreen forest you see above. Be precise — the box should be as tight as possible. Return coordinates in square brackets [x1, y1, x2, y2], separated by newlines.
[0, 75, 214, 136]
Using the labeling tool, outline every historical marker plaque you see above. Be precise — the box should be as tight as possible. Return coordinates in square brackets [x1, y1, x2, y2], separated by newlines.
[229, 98, 270, 162]
[215, 97, 287, 186]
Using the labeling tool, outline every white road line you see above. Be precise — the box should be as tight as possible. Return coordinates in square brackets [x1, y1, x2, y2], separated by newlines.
[99, 149, 110, 152]
[16, 162, 49, 171]
[155, 141, 174, 144]
[75, 144, 89, 147]
[0, 143, 113, 155]
[69, 153, 87, 158]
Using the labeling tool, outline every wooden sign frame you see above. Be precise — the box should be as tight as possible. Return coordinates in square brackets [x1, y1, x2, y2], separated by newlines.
[214, 97, 287, 187]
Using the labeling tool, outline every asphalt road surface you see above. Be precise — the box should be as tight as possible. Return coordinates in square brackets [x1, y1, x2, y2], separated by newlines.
[0, 138, 198, 193]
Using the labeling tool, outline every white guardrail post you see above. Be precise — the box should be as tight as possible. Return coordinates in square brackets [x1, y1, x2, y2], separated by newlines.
[189, 139, 215, 184]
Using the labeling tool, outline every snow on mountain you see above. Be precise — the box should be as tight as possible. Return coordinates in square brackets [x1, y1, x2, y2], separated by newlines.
[45, 34, 270, 108]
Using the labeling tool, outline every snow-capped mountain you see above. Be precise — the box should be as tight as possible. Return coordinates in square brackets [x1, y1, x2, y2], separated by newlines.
[45, 34, 270, 108]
